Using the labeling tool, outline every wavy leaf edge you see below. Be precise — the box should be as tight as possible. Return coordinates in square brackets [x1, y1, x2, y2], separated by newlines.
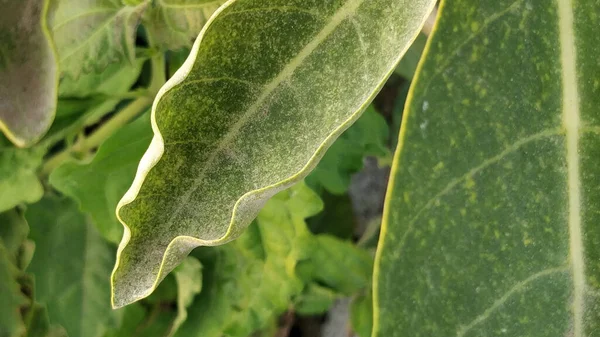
[111, 0, 435, 308]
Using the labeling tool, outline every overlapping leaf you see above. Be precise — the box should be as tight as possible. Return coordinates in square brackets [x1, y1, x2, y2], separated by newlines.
[0, 0, 58, 147]
[48, 0, 147, 78]
[374, 0, 600, 336]
[112, 0, 436, 307]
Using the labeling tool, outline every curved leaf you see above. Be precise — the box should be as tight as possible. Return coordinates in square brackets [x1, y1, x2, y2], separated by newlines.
[374, 0, 600, 336]
[48, 0, 147, 78]
[144, 0, 226, 50]
[112, 0, 436, 307]
[0, 0, 58, 147]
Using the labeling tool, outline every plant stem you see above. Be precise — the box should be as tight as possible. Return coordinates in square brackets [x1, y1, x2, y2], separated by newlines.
[40, 96, 152, 176]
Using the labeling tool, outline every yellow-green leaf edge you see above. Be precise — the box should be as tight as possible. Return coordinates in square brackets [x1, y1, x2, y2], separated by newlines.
[111, 0, 437, 308]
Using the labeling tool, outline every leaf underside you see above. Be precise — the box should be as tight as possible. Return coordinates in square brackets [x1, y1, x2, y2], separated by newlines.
[374, 0, 600, 336]
[0, 0, 58, 147]
[111, 0, 436, 307]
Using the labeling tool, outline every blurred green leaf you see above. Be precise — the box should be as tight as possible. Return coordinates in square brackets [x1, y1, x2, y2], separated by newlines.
[169, 257, 202, 336]
[0, 242, 28, 337]
[48, 0, 147, 78]
[144, 0, 225, 50]
[50, 113, 152, 243]
[26, 196, 122, 337]
[0, 145, 45, 212]
[306, 106, 391, 195]
[0, 0, 58, 147]
[394, 33, 427, 80]
[350, 291, 372, 337]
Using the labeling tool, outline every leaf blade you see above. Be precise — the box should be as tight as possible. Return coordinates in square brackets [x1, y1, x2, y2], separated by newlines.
[112, 0, 436, 308]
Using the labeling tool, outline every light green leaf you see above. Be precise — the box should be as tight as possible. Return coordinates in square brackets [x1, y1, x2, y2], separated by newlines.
[50, 113, 152, 243]
[144, 0, 226, 50]
[306, 106, 390, 195]
[0, 0, 58, 147]
[113, 0, 436, 308]
[374, 0, 600, 336]
[0, 242, 28, 337]
[26, 197, 122, 337]
[58, 58, 144, 98]
[0, 145, 45, 212]
[350, 291, 372, 337]
[48, 0, 147, 78]
[169, 257, 202, 337]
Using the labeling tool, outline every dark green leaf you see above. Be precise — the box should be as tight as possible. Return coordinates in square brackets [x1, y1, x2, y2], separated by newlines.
[112, 0, 436, 307]
[374, 0, 600, 336]
[0, 242, 28, 337]
[0, 0, 58, 147]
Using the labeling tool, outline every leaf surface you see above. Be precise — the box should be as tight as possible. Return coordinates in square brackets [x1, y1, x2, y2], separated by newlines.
[0, 242, 28, 337]
[144, 0, 226, 50]
[113, 0, 436, 308]
[374, 0, 600, 336]
[50, 113, 152, 243]
[26, 197, 122, 337]
[48, 0, 147, 78]
[0, 0, 58, 147]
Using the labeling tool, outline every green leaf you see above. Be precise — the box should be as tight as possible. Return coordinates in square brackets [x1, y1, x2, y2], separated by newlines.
[306, 106, 390, 195]
[48, 0, 147, 78]
[295, 284, 338, 315]
[58, 58, 144, 98]
[169, 257, 202, 337]
[26, 197, 122, 337]
[144, 0, 226, 50]
[112, 0, 436, 308]
[394, 33, 427, 80]
[0, 145, 45, 212]
[0, 242, 28, 337]
[374, 0, 600, 336]
[0, 210, 29, 266]
[0, 0, 58, 147]
[350, 291, 372, 337]
[50, 113, 152, 243]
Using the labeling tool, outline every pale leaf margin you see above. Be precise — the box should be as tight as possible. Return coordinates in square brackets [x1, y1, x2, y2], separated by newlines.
[112, 0, 437, 308]
[371, 3, 440, 337]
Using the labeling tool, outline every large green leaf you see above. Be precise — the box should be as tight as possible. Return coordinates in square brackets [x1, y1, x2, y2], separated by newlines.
[374, 0, 600, 336]
[144, 0, 226, 50]
[0, 0, 58, 147]
[50, 113, 152, 243]
[26, 197, 122, 337]
[48, 0, 147, 78]
[112, 0, 436, 308]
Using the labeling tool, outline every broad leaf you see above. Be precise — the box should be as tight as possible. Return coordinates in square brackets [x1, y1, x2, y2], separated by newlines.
[113, 0, 436, 307]
[0, 144, 45, 212]
[26, 197, 122, 337]
[50, 113, 152, 243]
[144, 0, 226, 50]
[374, 0, 600, 336]
[0, 0, 58, 147]
[48, 0, 147, 78]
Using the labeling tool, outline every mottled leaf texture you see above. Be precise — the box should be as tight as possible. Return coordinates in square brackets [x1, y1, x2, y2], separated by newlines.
[144, 0, 226, 50]
[26, 197, 122, 337]
[374, 0, 600, 337]
[113, 0, 436, 308]
[50, 113, 152, 243]
[0, 0, 58, 147]
[48, 0, 147, 78]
